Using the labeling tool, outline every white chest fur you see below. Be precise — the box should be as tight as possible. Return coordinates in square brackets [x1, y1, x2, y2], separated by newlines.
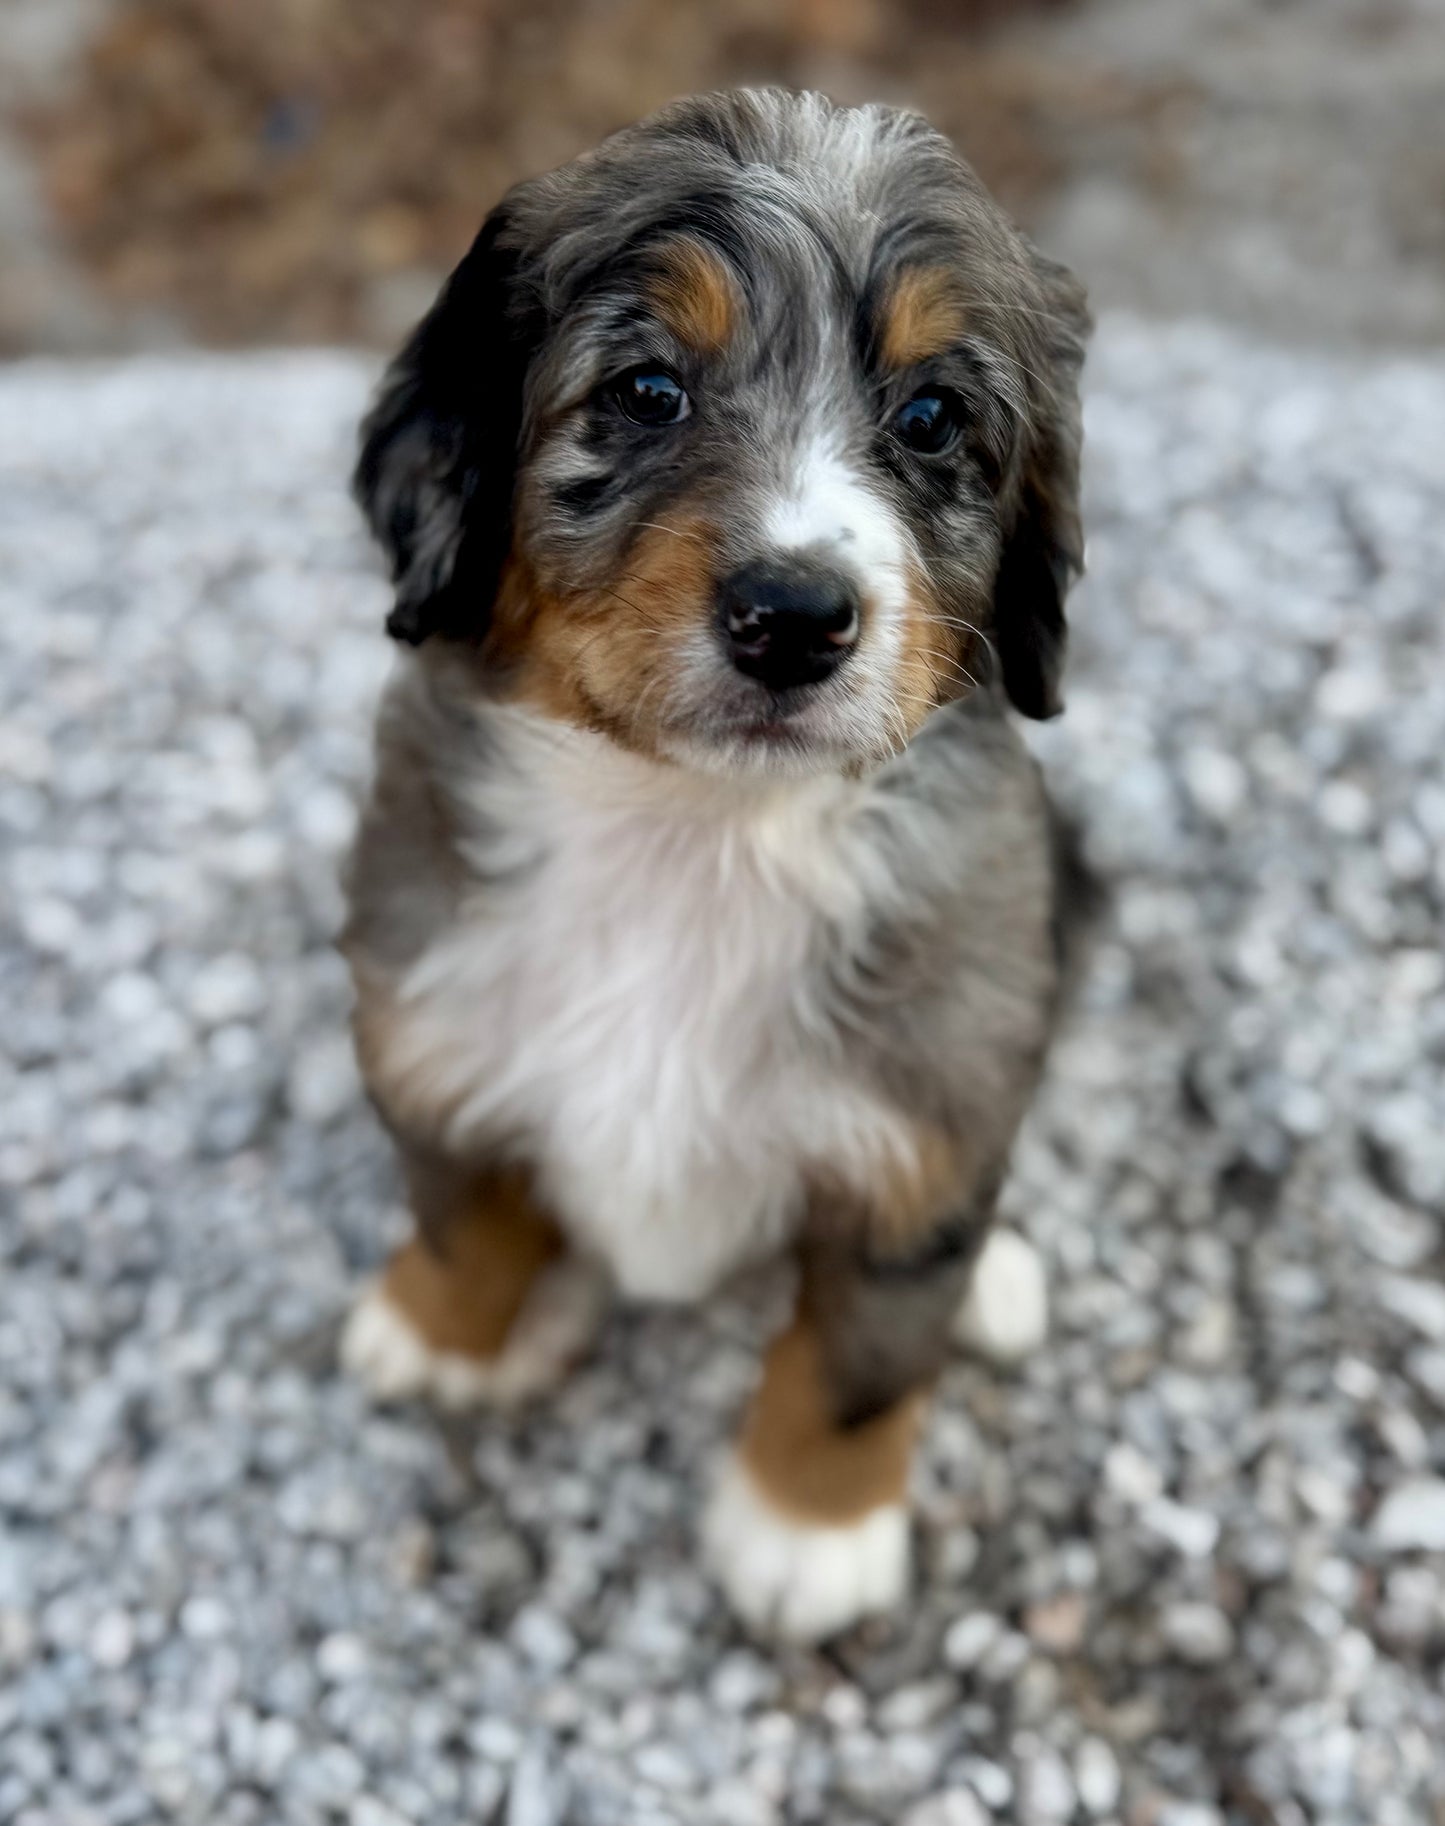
[390, 709, 914, 1300]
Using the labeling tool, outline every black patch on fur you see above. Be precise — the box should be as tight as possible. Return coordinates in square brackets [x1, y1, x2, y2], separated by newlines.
[990, 249, 1090, 719]
[857, 1211, 986, 1281]
[993, 502, 1073, 720]
[354, 206, 539, 645]
[804, 1194, 995, 1432]
[552, 473, 617, 515]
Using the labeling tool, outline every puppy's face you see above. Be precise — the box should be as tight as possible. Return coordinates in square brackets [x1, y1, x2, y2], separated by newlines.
[358, 91, 1089, 775]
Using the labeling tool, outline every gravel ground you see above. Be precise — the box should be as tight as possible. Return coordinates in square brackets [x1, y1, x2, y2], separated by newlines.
[1, 320, 1444, 1826]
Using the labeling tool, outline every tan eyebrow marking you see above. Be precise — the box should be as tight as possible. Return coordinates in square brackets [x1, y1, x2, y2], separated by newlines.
[648, 238, 739, 356]
[878, 266, 966, 370]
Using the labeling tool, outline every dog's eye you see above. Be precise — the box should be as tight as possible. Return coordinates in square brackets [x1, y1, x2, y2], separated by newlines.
[893, 390, 961, 455]
[610, 368, 691, 427]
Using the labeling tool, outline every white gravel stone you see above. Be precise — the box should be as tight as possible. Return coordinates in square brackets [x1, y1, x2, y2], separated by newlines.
[953, 1228, 1049, 1365]
[1376, 1277, 1445, 1344]
[352, 1799, 416, 1826]
[286, 1030, 362, 1126]
[1141, 1498, 1221, 1559]
[1104, 1442, 1165, 1505]
[178, 1595, 233, 1640]
[1157, 1806, 1225, 1826]
[876, 1678, 959, 1733]
[1407, 1347, 1445, 1408]
[1074, 1736, 1122, 1815]
[1372, 1480, 1445, 1553]
[956, 1758, 1013, 1812]
[1161, 1602, 1236, 1665]
[87, 1609, 135, 1670]
[510, 1605, 578, 1674]
[943, 1611, 1004, 1671]
[315, 1631, 370, 1682]
[1016, 1742, 1077, 1822]
[709, 1651, 780, 1715]
[186, 953, 267, 1026]
[708, 1780, 781, 1826]
[505, 1747, 564, 1826]
[901, 1790, 991, 1826]
[1182, 747, 1249, 823]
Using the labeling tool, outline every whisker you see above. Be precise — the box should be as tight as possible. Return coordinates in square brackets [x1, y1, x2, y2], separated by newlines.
[599, 586, 666, 633]
[916, 649, 982, 693]
[898, 676, 937, 744]
[872, 682, 911, 760]
[628, 672, 670, 738]
[632, 521, 705, 545]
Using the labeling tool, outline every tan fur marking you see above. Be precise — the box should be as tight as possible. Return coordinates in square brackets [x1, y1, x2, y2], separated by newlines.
[489, 515, 721, 759]
[879, 266, 966, 371]
[739, 1315, 924, 1525]
[649, 239, 737, 355]
[381, 1168, 563, 1360]
[886, 559, 983, 746]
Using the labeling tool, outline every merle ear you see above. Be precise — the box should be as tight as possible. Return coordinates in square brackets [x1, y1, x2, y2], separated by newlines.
[993, 251, 1090, 720]
[354, 203, 537, 645]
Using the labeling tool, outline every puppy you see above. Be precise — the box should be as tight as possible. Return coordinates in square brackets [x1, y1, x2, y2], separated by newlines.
[339, 88, 1090, 1643]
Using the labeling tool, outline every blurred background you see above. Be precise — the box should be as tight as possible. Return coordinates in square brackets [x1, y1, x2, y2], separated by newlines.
[4, 0, 1445, 355]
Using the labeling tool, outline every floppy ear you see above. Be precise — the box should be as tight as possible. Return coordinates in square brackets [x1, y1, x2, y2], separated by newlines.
[354, 204, 538, 645]
[992, 251, 1090, 720]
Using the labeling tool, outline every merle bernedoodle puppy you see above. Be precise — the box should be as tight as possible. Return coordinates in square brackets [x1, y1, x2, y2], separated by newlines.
[339, 88, 1091, 1641]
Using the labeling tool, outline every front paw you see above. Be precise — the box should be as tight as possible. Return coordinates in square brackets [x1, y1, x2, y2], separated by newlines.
[701, 1451, 910, 1643]
[340, 1257, 607, 1411]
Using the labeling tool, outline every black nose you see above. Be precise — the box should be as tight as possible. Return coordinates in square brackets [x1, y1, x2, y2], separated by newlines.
[717, 561, 860, 691]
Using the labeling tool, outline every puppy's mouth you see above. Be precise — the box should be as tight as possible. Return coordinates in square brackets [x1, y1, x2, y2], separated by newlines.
[659, 663, 888, 777]
[735, 686, 825, 740]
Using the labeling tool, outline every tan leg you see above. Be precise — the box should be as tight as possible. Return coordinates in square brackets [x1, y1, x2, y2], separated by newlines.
[704, 1208, 987, 1642]
[737, 1316, 924, 1526]
[341, 1157, 607, 1409]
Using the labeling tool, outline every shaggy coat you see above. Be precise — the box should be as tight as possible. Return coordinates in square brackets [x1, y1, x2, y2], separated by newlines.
[340, 88, 1091, 1642]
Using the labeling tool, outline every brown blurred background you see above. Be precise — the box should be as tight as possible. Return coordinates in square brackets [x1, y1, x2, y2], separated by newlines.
[2, 0, 1443, 354]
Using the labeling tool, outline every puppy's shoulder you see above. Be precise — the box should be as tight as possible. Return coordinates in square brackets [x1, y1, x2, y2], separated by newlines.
[341, 655, 496, 978]
[873, 684, 1052, 878]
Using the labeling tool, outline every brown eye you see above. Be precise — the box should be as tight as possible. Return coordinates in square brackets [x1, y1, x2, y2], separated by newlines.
[611, 368, 691, 426]
[894, 390, 961, 455]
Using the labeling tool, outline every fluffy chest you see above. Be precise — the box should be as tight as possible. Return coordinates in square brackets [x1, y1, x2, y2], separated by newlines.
[392, 723, 908, 1299]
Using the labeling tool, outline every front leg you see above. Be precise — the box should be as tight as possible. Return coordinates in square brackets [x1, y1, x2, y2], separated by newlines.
[704, 1199, 990, 1644]
[342, 1147, 608, 1410]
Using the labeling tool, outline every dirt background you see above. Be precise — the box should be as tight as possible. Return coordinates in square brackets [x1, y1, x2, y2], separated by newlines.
[2, 0, 1443, 353]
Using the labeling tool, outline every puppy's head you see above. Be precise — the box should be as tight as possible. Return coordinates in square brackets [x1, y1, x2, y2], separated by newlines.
[356, 89, 1089, 774]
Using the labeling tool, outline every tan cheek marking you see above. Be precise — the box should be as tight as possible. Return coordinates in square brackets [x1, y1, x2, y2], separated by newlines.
[490, 516, 721, 758]
[891, 562, 981, 736]
[879, 266, 966, 371]
[648, 239, 738, 355]
[382, 1169, 563, 1361]
[738, 1316, 924, 1525]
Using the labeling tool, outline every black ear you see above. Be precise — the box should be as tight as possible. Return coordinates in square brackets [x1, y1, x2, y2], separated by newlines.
[354, 204, 537, 645]
[993, 251, 1089, 720]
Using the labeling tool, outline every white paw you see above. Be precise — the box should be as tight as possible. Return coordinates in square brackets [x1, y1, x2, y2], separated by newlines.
[952, 1227, 1049, 1366]
[339, 1257, 608, 1411]
[701, 1452, 910, 1643]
